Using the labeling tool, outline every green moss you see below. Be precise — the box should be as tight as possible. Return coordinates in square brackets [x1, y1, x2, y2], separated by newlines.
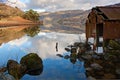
[20, 53, 43, 75]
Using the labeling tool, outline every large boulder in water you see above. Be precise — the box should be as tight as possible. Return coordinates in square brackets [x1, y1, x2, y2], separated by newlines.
[7, 60, 26, 79]
[20, 53, 43, 75]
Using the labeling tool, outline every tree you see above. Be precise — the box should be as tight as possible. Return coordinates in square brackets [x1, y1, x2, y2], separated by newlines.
[23, 9, 39, 21]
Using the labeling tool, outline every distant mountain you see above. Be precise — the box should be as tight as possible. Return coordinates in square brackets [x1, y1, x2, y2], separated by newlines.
[108, 3, 120, 7]
[39, 2, 120, 33]
[40, 9, 90, 32]
[39, 10, 84, 22]
[58, 10, 90, 30]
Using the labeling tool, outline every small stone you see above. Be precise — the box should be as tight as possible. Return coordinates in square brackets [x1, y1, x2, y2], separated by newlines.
[0, 67, 7, 72]
[0, 73, 15, 80]
[4, 74, 15, 80]
[116, 69, 120, 75]
[86, 67, 92, 71]
[64, 55, 70, 59]
[92, 54, 100, 59]
[103, 73, 116, 79]
[87, 76, 96, 80]
[56, 54, 63, 58]
[91, 63, 103, 70]
[81, 54, 92, 60]
[65, 48, 71, 52]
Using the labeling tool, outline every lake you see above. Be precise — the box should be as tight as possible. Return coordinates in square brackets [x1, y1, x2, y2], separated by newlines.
[0, 25, 86, 80]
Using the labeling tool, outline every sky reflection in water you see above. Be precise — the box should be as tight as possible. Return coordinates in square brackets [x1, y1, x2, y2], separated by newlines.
[0, 32, 86, 80]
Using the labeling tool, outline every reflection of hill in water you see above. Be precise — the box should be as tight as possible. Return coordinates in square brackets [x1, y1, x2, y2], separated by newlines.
[41, 23, 85, 34]
[0, 25, 40, 45]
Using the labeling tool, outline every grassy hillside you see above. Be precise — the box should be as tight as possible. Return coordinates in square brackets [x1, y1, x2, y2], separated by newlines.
[0, 3, 23, 18]
[0, 3, 43, 26]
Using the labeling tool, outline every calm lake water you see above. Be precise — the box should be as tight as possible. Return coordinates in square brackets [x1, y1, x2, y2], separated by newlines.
[0, 25, 86, 80]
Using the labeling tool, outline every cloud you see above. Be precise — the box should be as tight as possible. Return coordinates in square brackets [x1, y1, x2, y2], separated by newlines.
[4, 0, 120, 11]
[22, 32, 82, 59]
[6, 0, 26, 9]
[6, 32, 85, 59]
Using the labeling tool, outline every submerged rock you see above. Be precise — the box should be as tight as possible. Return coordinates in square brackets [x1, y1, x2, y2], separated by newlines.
[0, 67, 7, 73]
[7, 60, 26, 79]
[20, 53, 43, 75]
[0, 73, 15, 80]
[64, 55, 70, 59]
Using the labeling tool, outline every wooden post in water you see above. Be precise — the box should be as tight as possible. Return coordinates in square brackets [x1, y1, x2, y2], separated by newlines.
[56, 42, 58, 52]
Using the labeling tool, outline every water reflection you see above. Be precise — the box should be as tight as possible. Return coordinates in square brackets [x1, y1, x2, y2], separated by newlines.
[24, 25, 40, 37]
[0, 25, 86, 80]
[0, 25, 40, 44]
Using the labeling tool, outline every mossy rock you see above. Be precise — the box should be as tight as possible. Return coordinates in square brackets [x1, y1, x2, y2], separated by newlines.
[109, 40, 120, 50]
[7, 60, 26, 79]
[20, 53, 43, 75]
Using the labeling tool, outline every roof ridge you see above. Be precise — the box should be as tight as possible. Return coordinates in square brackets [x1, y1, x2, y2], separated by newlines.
[96, 6, 120, 8]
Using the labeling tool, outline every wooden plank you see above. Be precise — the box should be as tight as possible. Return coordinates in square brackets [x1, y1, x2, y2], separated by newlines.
[103, 20, 120, 39]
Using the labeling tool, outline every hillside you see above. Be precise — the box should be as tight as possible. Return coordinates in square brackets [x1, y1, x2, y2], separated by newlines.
[0, 3, 43, 26]
[0, 3, 23, 18]
[0, 3, 32, 26]
[58, 10, 90, 30]
[40, 10, 84, 19]
[40, 10, 85, 22]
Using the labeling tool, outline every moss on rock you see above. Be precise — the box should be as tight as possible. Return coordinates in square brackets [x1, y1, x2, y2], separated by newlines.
[20, 53, 43, 75]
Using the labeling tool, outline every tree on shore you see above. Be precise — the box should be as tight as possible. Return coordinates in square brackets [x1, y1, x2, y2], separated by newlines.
[22, 9, 39, 21]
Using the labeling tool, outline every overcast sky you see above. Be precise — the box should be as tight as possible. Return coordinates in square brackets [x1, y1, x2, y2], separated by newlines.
[1, 0, 120, 12]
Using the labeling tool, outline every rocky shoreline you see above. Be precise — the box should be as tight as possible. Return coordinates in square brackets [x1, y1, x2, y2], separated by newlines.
[62, 40, 120, 79]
